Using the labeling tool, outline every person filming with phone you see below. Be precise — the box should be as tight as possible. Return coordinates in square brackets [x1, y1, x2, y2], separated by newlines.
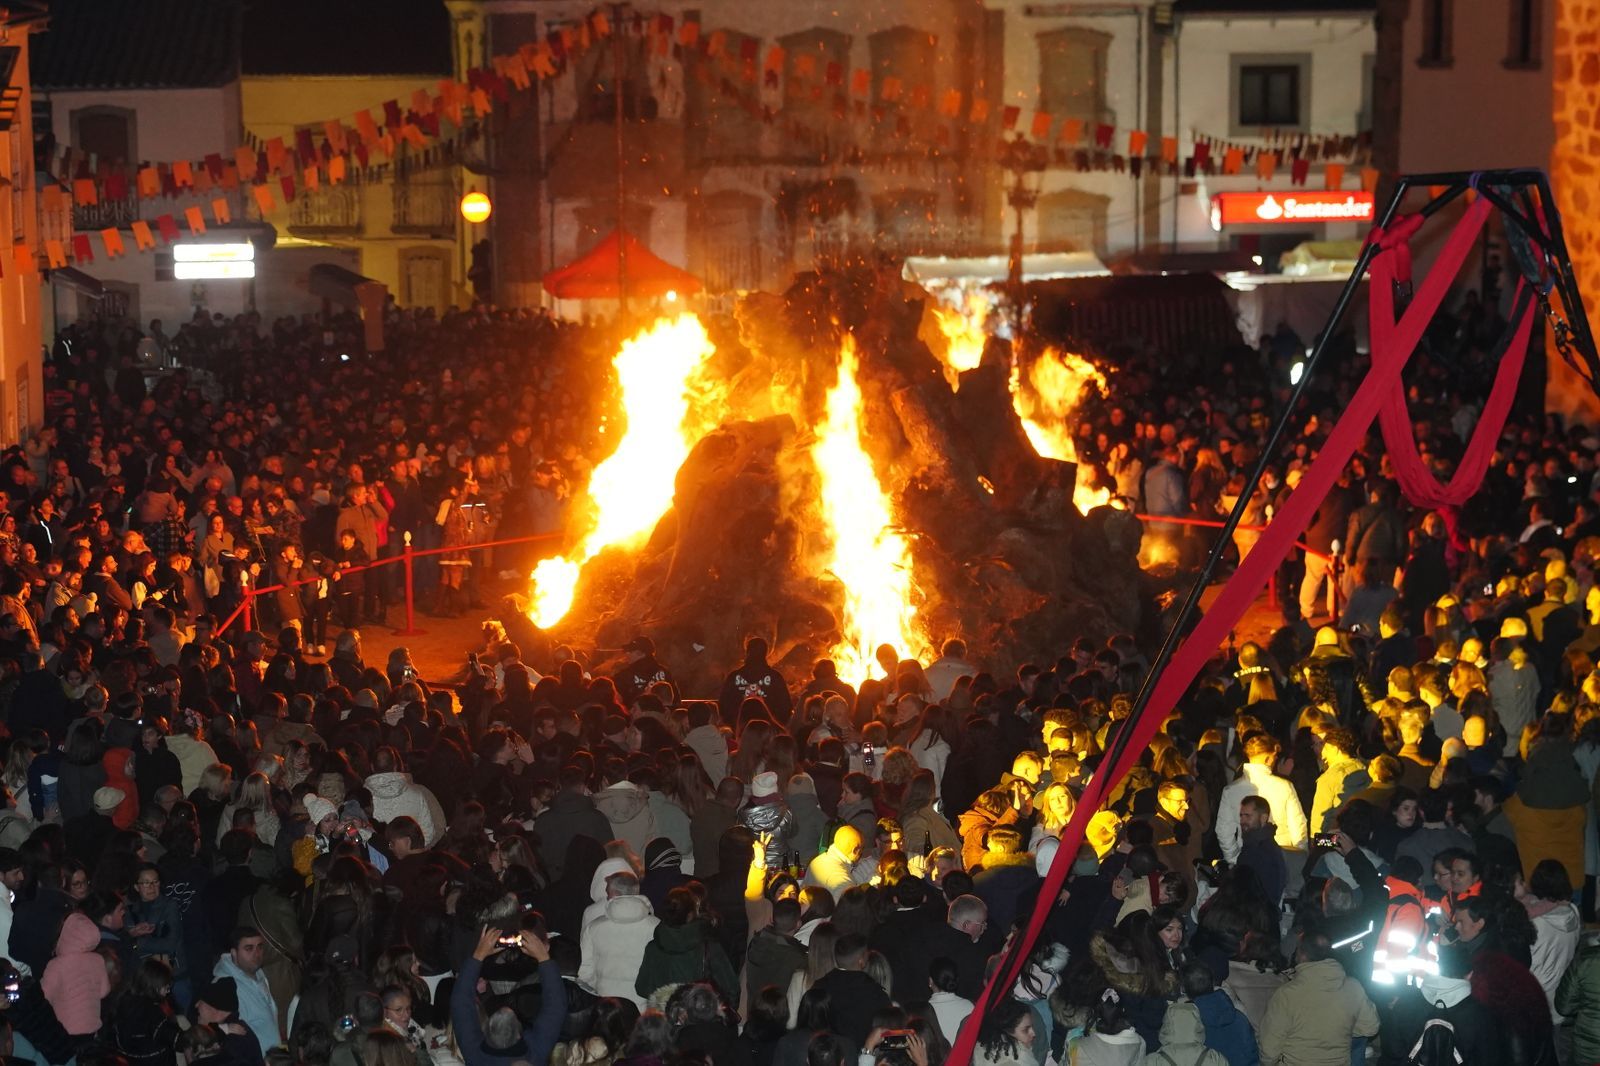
[451, 925, 563, 1066]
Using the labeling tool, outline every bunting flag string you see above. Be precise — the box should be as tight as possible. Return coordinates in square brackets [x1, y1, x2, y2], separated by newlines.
[29, 3, 1377, 271]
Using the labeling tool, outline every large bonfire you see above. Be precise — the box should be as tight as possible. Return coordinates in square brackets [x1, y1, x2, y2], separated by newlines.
[519, 269, 1141, 692]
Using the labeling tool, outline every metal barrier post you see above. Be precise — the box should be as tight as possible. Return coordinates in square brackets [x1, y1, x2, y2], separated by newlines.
[395, 531, 427, 637]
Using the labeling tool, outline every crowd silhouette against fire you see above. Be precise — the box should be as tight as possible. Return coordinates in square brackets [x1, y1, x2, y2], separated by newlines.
[0, 296, 1594, 1066]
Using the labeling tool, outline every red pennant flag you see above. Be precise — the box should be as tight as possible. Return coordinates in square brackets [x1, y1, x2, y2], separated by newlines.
[296, 129, 317, 165]
[204, 154, 225, 180]
[825, 61, 842, 86]
[1291, 157, 1310, 185]
[71, 234, 93, 264]
[280, 175, 296, 203]
[156, 214, 180, 244]
[910, 84, 931, 110]
[324, 120, 348, 154]
[1030, 111, 1053, 139]
[100, 228, 125, 258]
[678, 20, 699, 47]
[850, 67, 870, 98]
[1000, 105, 1020, 130]
[383, 100, 403, 129]
[1193, 141, 1211, 167]
[1094, 123, 1114, 148]
[411, 89, 434, 117]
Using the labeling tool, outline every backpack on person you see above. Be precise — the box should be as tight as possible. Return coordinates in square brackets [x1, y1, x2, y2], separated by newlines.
[1406, 1015, 1465, 1066]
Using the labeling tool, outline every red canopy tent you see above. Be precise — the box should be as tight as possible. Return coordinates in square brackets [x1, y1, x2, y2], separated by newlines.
[542, 229, 702, 299]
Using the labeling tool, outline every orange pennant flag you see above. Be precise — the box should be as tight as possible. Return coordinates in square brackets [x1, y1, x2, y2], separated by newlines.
[303, 165, 320, 192]
[12, 244, 35, 274]
[40, 184, 64, 213]
[969, 99, 990, 124]
[100, 228, 125, 258]
[1030, 111, 1053, 140]
[252, 183, 276, 215]
[1059, 118, 1084, 145]
[184, 206, 206, 235]
[194, 165, 214, 194]
[1360, 166, 1380, 193]
[1429, 184, 1447, 200]
[44, 240, 67, 269]
[502, 53, 530, 90]
[220, 164, 239, 190]
[131, 221, 156, 250]
[402, 124, 426, 148]
[234, 146, 257, 182]
[325, 119, 348, 154]
[328, 156, 347, 184]
[172, 160, 194, 188]
[1256, 151, 1278, 180]
[137, 167, 160, 198]
[938, 89, 962, 118]
[470, 88, 492, 116]
[265, 137, 287, 174]
[73, 178, 98, 206]
[411, 89, 434, 116]
[678, 20, 699, 47]
[528, 43, 557, 79]
[1222, 147, 1244, 174]
[1160, 136, 1178, 164]
[706, 30, 726, 57]
[355, 110, 380, 144]
[850, 68, 870, 98]
[882, 76, 903, 102]
[764, 46, 785, 74]
[1128, 129, 1149, 156]
[211, 198, 232, 224]
[1324, 163, 1346, 190]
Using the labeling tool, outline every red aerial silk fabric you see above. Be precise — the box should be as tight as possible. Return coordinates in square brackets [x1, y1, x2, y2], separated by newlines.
[947, 194, 1499, 1065]
[1375, 271, 1537, 511]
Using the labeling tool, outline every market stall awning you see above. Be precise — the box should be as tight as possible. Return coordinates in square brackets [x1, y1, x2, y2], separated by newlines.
[542, 229, 701, 300]
[902, 251, 1108, 285]
[308, 264, 387, 351]
[47, 266, 105, 298]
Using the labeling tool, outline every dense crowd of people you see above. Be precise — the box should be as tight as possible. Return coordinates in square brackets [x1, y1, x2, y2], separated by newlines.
[0, 290, 1594, 1066]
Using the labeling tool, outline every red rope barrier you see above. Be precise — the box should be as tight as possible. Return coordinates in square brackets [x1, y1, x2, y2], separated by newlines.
[212, 529, 565, 637]
[1131, 512, 1332, 562]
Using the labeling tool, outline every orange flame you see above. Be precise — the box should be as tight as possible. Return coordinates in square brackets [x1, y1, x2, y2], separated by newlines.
[929, 290, 990, 389]
[528, 315, 719, 628]
[813, 335, 922, 684]
[1010, 349, 1112, 512]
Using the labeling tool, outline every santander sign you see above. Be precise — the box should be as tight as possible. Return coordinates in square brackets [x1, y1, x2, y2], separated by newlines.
[1211, 191, 1376, 228]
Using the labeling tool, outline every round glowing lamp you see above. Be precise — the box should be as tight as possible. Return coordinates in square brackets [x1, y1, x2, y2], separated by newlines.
[459, 191, 493, 224]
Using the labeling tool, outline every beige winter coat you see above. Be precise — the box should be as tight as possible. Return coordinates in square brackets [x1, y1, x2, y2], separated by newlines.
[1257, 958, 1378, 1066]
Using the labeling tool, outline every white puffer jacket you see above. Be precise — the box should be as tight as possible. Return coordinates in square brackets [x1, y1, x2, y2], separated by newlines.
[577, 894, 659, 1007]
[364, 771, 443, 845]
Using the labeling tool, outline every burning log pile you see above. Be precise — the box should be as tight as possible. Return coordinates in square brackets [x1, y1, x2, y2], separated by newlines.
[521, 267, 1144, 695]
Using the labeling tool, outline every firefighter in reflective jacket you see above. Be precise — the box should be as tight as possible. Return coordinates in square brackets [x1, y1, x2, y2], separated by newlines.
[1372, 855, 1438, 987]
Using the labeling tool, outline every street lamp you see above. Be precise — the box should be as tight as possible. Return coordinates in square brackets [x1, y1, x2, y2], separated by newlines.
[998, 133, 1049, 336]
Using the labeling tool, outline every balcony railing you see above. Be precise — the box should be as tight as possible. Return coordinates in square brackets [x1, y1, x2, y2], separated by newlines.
[701, 240, 762, 293]
[289, 186, 361, 233]
[393, 178, 456, 235]
[73, 193, 140, 231]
